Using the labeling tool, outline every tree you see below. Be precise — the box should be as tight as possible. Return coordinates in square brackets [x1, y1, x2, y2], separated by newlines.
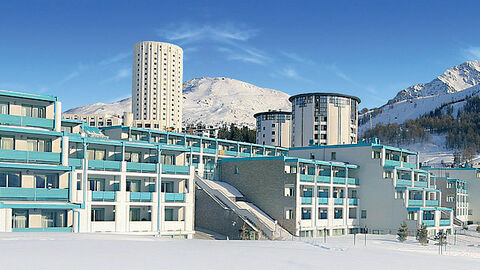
[416, 224, 428, 245]
[397, 222, 408, 242]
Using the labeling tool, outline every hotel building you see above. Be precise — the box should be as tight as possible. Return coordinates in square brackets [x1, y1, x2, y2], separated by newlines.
[254, 111, 292, 148]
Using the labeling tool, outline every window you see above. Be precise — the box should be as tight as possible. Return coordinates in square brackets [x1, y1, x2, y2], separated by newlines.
[284, 185, 294, 196]
[446, 196, 455, 202]
[361, 210, 367, 219]
[0, 102, 9, 114]
[319, 208, 328, 219]
[27, 138, 52, 152]
[234, 166, 239, 174]
[125, 152, 140, 163]
[165, 208, 175, 221]
[161, 181, 174, 193]
[0, 172, 21, 187]
[373, 151, 381, 159]
[91, 208, 105, 222]
[384, 170, 393, 178]
[395, 190, 404, 199]
[0, 136, 14, 150]
[348, 208, 357, 219]
[88, 178, 105, 191]
[285, 209, 294, 220]
[126, 180, 141, 192]
[408, 211, 417, 220]
[21, 105, 46, 118]
[35, 174, 59, 189]
[87, 149, 106, 160]
[331, 152, 336, 160]
[334, 208, 343, 219]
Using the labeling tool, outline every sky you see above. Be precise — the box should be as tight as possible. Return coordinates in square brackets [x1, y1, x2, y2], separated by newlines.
[1, 0, 480, 111]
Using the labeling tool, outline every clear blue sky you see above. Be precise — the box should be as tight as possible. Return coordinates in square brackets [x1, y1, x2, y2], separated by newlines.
[1, 0, 480, 110]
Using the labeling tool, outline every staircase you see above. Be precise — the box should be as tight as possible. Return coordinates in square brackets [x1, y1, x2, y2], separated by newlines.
[195, 174, 292, 240]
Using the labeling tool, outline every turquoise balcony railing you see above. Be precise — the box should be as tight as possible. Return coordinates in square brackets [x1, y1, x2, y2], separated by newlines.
[333, 177, 346, 184]
[347, 178, 359, 185]
[88, 160, 121, 171]
[92, 191, 116, 201]
[162, 164, 190, 175]
[126, 162, 157, 173]
[69, 158, 82, 169]
[425, 200, 439, 207]
[239, 152, 250, 157]
[12, 227, 73, 232]
[164, 193, 185, 202]
[203, 148, 216, 154]
[300, 174, 315, 182]
[439, 220, 451, 226]
[0, 149, 61, 164]
[349, 198, 359, 205]
[408, 200, 423, 206]
[396, 179, 412, 186]
[422, 220, 435, 227]
[334, 198, 344, 205]
[0, 187, 68, 201]
[191, 146, 201, 153]
[317, 176, 331, 183]
[0, 114, 54, 129]
[385, 159, 401, 167]
[225, 150, 237, 156]
[414, 181, 428, 187]
[130, 192, 153, 202]
[403, 162, 417, 169]
[301, 197, 313, 204]
[318, 198, 329, 204]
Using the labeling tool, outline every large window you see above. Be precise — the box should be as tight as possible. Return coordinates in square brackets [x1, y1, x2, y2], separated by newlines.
[87, 149, 106, 160]
[35, 174, 59, 189]
[88, 178, 105, 191]
[91, 208, 105, 222]
[125, 152, 140, 163]
[21, 105, 46, 118]
[0, 136, 14, 150]
[27, 138, 52, 152]
[161, 154, 176, 165]
[0, 102, 9, 114]
[0, 172, 21, 187]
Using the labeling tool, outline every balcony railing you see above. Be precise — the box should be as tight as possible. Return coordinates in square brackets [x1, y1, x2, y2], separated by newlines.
[130, 192, 153, 202]
[317, 175, 330, 183]
[0, 149, 61, 164]
[396, 179, 412, 186]
[190, 146, 201, 153]
[439, 220, 451, 226]
[92, 191, 116, 201]
[403, 162, 417, 169]
[414, 181, 428, 187]
[318, 198, 328, 204]
[422, 220, 435, 227]
[0, 187, 68, 201]
[347, 178, 359, 185]
[333, 177, 346, 184]
[408, 200, 423, 206]
[348, 198, 359, 205]
[385, 159, 401, 167]
[164, 193, 185, 202]
[239, 152, 250, 157]
[0, 114, 54, 129]
[69, 158, 82, 169]
[425, 200, 439, 207]
[161, 164, 190, 175]
[88, 160, 121, 171]
[203, 148, 216, 154]
[334, 198, 344, 205]
[300, 174, 315, 182]
[126, 162, 157, 173]
[301, 197, 312, 204]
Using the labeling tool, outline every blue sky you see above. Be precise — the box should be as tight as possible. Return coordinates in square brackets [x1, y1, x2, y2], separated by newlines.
[1, 0, 480, 110]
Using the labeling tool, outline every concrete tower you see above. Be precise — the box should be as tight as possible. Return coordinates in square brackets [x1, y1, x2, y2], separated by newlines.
[254, 111, 292, 147]
[289, 93, 360, 147]
[132, 41, 183, 131]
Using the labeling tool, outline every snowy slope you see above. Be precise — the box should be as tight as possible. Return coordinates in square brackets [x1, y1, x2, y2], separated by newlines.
[64, 77, 291, 128]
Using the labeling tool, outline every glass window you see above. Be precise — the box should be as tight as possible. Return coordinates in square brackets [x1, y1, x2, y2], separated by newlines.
[88, 178, 105, 191]
[0, 173, 6, 187]
[0, 136, 14, 150]
[0, 172, 20, 187]
[0, 102, 9, 114]
[21, 105, 46, 118]
[27, 138, 51, 152]
[361, 210, 367, 219]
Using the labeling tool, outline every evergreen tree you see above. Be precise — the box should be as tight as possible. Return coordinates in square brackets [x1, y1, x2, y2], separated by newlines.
[397, 222, 408, 243]
[416, 224, 428, 245]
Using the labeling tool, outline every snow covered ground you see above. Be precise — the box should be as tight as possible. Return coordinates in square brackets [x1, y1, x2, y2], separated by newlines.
[1, 232, 479, 269]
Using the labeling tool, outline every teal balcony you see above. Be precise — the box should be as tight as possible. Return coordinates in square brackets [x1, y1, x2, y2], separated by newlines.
[318, 198, 329, 205]
[439, 220, 451, 226]
[225, 150, 238, 156]
[349, 198, 359, 205]
[408, 200, 423, 206]
[422, 220, 435, 227]
[300, 174, 315, 182]
[396, 179, 412, 186]
[92, 191, 116, 201]
[239, 152, 251, 157]
[317, 176, 331, 183]
[164, 193, 185, 202]
[0, 187, 68, 201]
[0, 114, 54, 130]
[130, 192, 153, 202]
[69, 158, 82, 169]
[333, 177, 346, 184]
[203, 148, 216, 154]
[301, 197, 312, 204]
[162, 164, 190, 175]
[0, 149, 61, 164]
[425, 200, 439, 207]
[88, 160, 121, 171]
[403, 162, 417, 169]
[126, 162, 157, 173]
[385, 159, 401, 167]
[334, 198, 344, 205]
[347, 178, 359, 185]
[12, 227, 73, 232]
[414, 181, 428, 187]
[191, 146, 201, 153]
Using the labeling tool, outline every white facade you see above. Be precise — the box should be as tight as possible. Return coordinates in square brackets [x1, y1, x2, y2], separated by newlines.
[290, 93, 360, 147]
[132, 41, 183, 132]
[63, 113, 124, 128]
[254, 111, 292, 148]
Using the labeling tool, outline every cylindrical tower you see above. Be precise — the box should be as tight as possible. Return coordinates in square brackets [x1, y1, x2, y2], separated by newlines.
[254, 111, 292, 148]
[289, 93, 360, 147]
[132, 41, 183, 131]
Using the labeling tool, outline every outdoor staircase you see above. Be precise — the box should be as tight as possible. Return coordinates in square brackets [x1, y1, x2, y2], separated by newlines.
[195, 174, 292, 240]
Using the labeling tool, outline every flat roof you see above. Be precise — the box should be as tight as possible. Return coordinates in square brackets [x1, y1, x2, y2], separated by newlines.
[253, 111, 292, 118]
[0, 89, 57, 102]
[288, 92, 361, 103]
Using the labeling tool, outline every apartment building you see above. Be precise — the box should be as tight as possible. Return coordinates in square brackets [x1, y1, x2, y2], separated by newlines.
[62, 113, 124, 128]
[254, 111, 292, 148]
[433, 176, 469, 223]
[289, 139, 453, 235]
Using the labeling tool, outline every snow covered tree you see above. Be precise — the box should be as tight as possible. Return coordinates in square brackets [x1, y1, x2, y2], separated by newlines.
[416, 224, 428, 245]
[397, 222, 408, 243]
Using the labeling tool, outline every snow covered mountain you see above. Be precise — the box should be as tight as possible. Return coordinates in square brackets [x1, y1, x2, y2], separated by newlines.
[64, 77, 291, 128]
[360, 61, 480, 133]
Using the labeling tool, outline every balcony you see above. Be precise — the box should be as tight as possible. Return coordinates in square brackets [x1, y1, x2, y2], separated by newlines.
[164, 193, 185, 202]
[403, 162, 417, 169]
[129, 192, 153, 202]
[348, 198, 359, 205]
[385, 159, 401, 167]
[225, 150, 238, 157]
[91, 191, 116, 201]
[422, 220, 435, 227]
[0, 149, 61, 164]
[88, 160, 121, 171]
[239, 152, 250, 157]
[161, 164, 190, 175]
[301, 197, 312, 204]
[414, 181, 428, 187]
[318, 198, 328, 205]
[408, 200, 423, 206]
[347, 178, 359, 185]
[300, 174, 315, 182]
[126, 162, 157, 173]
[334, 198, 344, 205]
[396, 179, 412, 186]
[69, 158, 82, 169]
[190, 146, 201, 153]
[0, 187, 68, 201]
[203, 148, 216, 154]
[439, 219, 451, 226]
[425, 200, 439, 207]
[333, 177, 346, 184]
[0, 114, 54, 129]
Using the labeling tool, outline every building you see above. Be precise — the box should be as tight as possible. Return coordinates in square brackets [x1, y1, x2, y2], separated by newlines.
[62, 113, 125, 128]
[132, 41, 183, 132]
[254, 111, 292, 148]
[289, 140, 453, 235]
[184, 124, 220, 138]
[434, 176, 469, 223]
[289, 93, 360, 147]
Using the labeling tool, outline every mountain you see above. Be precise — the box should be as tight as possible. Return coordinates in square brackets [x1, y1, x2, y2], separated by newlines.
[64, 77, 291, 128]
[359, 61, 480, 133]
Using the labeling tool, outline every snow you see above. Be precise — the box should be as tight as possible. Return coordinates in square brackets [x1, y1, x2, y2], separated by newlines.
[64, 77, 291, 128]
[0, 232, 479, 269]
